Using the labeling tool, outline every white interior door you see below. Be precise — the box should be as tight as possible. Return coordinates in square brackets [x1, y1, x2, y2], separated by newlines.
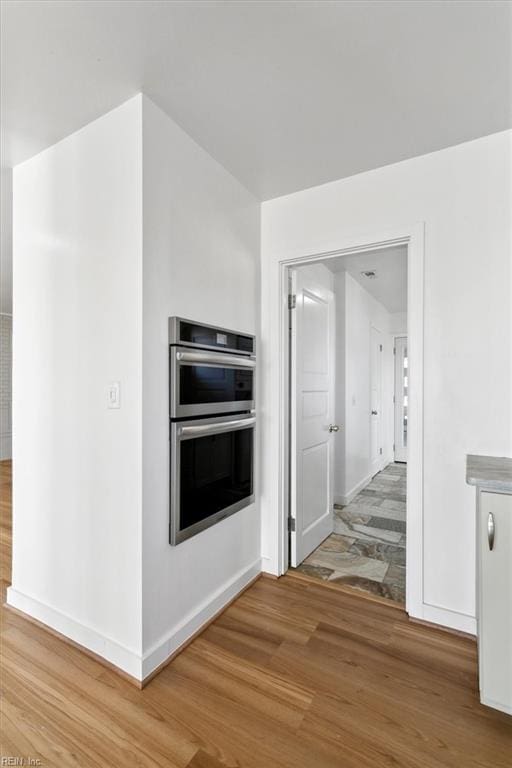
[290, 265, 336, 567]
[394, 336, 408, 463]
[370, 326, 383, 476]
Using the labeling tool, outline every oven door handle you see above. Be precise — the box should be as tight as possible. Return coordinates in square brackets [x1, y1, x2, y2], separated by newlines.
[176, 350, 256, 369]
[178, 416, 256, 439]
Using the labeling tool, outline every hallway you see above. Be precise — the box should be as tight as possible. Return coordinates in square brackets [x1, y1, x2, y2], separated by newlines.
[295, 463, 406, 602]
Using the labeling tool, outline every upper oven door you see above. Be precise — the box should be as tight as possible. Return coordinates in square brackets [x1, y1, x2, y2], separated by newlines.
[170, 347, 256, 418]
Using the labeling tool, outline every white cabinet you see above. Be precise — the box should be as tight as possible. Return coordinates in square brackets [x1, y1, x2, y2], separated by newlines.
[478, 490, 512, 715]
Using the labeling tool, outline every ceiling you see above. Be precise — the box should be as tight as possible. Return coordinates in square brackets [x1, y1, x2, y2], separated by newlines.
[325, 245, 407, 313]
[1, 1, 510, 201]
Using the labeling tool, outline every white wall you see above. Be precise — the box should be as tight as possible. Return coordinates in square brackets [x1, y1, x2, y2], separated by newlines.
[389, 311, 407, 336]
[8, 94, 260, 681]
[1, 167, 13, 315]
[1, 167, 13, 459]
[0, 314, 12, 460]
[261, 130, 511, 633]
[141, 98, 261, 676]
[9, 98, 144, 676]
[334, 271, 395, 504]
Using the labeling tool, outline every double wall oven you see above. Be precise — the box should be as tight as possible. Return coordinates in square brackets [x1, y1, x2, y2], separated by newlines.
[169, 318, 255, 545]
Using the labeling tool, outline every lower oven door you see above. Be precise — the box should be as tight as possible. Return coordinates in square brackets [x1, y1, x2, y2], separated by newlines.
[170, 413, 255, 545]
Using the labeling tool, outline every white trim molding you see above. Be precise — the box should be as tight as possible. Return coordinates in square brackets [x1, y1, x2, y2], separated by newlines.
[7, 558, 263, 683]
[481, 697, 512, 717]
[6, 586, 143, 679]
[141, 557, 262, 680]
[334, 472, 374, 508]
[263, 223, 432, 628]
[419, 603, 476, 636]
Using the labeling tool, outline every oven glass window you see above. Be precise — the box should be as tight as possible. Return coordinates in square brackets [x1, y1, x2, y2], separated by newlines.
[180, 427, 253, 532]
[180, 365, 253, 404]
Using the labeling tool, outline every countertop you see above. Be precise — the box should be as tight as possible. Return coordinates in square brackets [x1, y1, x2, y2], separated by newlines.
[466, 454, 512, 494]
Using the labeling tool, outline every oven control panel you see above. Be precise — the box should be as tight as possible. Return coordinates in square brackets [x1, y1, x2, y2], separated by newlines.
[169, 317, 255, 356]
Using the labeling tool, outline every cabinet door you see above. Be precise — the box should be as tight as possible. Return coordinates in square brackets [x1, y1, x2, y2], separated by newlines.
[479, 491, 512, 714]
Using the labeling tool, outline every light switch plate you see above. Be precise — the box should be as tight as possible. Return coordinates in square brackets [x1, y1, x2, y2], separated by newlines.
[108, 382, 120, 409]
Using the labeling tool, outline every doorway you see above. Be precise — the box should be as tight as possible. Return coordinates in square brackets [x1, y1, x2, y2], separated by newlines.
[286, 241, 414, 605]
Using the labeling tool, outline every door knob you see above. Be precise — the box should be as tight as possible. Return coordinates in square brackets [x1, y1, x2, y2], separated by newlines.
[328, 424, 340, 433]
[371, 410, 378, 415]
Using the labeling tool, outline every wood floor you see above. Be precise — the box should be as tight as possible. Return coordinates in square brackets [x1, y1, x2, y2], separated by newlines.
[1, 461, 511, 766]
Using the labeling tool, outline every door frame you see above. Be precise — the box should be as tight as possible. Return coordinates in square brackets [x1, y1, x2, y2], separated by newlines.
[277, 223, 424, 620]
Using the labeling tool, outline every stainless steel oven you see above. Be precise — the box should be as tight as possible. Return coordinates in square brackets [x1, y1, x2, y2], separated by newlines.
[170, 346, 255, 418]
[169, 318, 255, 418]
[169, 318, 256, 545]
[170, 412, 255, 545]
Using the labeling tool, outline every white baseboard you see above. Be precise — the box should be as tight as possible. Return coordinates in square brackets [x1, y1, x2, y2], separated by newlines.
[141, 557, 262, 680]
[8, 567, 476, 686]
[409, 601, 476, 636]
[481, 696, 512, 716]
[6, 586, 143, 679]
[335, 472, 373, 507]
[261, 554, 279, 576]
[7, 559, 263, 683]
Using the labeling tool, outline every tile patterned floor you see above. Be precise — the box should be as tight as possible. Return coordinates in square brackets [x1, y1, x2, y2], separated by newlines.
[295, 462, 406, 603]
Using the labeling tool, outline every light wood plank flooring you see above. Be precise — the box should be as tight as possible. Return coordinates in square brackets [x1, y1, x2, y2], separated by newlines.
[1, 460, 510, 766]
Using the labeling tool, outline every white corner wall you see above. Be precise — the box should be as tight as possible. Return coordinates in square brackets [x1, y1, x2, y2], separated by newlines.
[334, 271, 396, 505]
[1, 167, 13, 460]
[0, 314, 12, 460]
[261, 130, 512, 633]
[9, 93, 261, 682]
[141, 97, 261, 677]
[9, 97, 144, 677]
[1, 166, 13, 315]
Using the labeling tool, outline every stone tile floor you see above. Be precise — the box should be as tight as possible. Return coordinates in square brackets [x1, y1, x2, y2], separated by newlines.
[295, 462, 406, 603]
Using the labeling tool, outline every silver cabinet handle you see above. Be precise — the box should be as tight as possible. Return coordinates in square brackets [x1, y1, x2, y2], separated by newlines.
[176, 350, 255, 368]
[328, 424, 340, 433]
[487, 512, 495, 551]
[179, 416, 256, 439]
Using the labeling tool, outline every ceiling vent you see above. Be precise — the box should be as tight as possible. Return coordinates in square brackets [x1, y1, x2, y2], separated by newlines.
[361, 270, 376, 278]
